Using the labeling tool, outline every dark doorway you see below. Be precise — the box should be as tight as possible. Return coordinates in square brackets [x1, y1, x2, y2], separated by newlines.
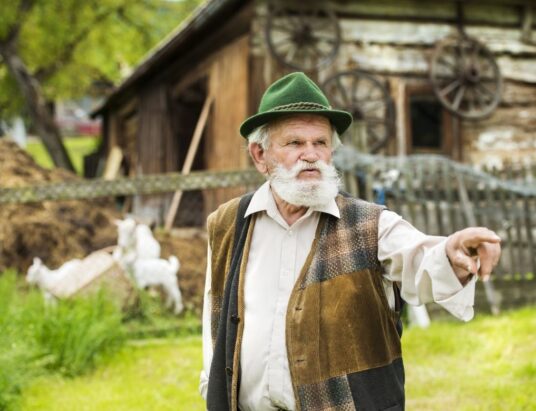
[170, 78, 208, 227]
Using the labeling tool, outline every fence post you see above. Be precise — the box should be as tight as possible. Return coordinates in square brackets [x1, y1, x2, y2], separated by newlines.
[456, 172, 500, 315]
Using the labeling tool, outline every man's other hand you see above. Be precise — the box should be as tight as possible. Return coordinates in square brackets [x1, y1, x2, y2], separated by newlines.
[446, 227, 502, 284]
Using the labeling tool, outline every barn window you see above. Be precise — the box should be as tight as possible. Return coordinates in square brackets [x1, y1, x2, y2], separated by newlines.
[405, 85, 457, 158]
[410, 96, 442, 150]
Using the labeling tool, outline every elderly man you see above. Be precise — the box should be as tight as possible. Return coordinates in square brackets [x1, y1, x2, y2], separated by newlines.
[200, 72, 501, 411]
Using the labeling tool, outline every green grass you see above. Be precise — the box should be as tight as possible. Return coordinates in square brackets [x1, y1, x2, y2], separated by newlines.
[403, 307, 536, 411]
[0, 270, 202, 410]
[20, 336, 204, 411]
[25, 137, 101, 175]
[0, 271, 127, 410]
[18, 306, 536, 411]
[0, 271, 45, 411]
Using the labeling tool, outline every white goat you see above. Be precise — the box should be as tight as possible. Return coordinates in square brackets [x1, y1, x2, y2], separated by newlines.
[113, 218, 160, 262]
[26, 257, 83, 302]
[112, 218, 183, 314]
[130, 256, 184, 314]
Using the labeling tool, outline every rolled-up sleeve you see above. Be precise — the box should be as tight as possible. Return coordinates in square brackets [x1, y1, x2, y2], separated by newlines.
[199, 245, 213, 400]
[378, 210, 476, 321]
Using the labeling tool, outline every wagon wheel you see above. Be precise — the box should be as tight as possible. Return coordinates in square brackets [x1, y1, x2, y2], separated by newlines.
[430, 35, 503, 120]
[322, 70, 394, 153]
[265, 3, 340, 71]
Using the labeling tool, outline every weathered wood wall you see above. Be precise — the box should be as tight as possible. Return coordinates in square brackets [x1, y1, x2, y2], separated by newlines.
[204, 35, 252, 215]
[132, 84, 176, 222]
[250, 0, 536, 167]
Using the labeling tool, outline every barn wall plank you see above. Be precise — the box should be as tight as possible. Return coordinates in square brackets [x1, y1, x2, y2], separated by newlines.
[204, 35, 251, 214]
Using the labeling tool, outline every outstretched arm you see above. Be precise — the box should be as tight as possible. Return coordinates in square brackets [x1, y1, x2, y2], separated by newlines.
[378, 211, 501, 321]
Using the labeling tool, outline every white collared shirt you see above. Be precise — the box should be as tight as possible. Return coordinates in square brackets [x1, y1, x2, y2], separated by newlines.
[200, 182, 476, 410]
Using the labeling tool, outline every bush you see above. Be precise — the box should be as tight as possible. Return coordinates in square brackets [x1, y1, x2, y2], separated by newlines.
[0, 271, 45, 411]
[35, 291, 126, 377]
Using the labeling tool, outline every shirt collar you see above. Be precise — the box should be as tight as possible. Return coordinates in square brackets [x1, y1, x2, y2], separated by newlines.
[244, 181, 340, 219]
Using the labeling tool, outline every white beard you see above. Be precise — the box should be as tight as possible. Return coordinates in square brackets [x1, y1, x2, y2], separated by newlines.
[268, 160, 341, 208]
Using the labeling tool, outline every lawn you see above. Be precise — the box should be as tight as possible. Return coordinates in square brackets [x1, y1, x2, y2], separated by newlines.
[25, 137, 101, 176]
[404, 306, 536, 411]
[18, 306, 536, 411]
[21, 337, 204, 411]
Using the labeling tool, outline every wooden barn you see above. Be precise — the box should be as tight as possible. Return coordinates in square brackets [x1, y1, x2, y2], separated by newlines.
[92, 0, 536, 226]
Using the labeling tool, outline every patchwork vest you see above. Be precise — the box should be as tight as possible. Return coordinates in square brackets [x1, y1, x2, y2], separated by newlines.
[206, 193, 404, 411]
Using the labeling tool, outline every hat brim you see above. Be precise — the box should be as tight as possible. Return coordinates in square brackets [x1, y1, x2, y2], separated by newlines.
[239, 109, 353, 138]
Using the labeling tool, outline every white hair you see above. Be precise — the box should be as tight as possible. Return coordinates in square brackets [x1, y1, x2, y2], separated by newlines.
[247, 122, 342, 152]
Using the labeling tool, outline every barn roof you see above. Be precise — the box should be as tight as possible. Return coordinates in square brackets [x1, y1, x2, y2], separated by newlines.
[92, 0, 245, 116]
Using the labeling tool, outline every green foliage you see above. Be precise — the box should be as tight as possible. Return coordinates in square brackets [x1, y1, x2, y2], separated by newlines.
[0, 271, 45, 411]
[0, 0, 202, 117]
[25, 136, 101, 175]
[35, 291, 125, 377]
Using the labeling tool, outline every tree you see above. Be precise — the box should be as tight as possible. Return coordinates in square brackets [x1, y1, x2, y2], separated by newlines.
[0, 0, 201, 170]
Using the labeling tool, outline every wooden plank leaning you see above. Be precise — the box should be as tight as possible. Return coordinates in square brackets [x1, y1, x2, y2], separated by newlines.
[164, 94, 214, 230]
[456, 171, 500, 315]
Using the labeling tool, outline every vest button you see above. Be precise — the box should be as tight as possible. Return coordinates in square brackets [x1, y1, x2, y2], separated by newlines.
[225, 366, 233, 376]
[230, 314, 240, 324]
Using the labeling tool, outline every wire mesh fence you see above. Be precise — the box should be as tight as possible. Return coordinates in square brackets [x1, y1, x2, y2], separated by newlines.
[0, 169, 265, 204]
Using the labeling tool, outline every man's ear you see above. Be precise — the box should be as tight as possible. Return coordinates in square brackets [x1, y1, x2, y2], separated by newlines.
[249, 143, 268, 174]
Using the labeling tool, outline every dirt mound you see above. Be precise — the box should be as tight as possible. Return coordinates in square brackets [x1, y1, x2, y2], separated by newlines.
[0, 140, 120, 273]
[0, 140, 208, 313]
[157, 229, 207, 314]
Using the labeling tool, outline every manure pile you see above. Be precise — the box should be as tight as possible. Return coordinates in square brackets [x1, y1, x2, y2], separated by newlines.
[0, 140, 120, 273]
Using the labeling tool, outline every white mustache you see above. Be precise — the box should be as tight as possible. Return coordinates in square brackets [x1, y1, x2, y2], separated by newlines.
[286, 160, 330, 178]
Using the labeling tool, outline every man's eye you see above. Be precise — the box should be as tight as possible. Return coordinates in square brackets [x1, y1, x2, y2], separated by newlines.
[288, 141, 300, 146]
[315, 140, 328, 146]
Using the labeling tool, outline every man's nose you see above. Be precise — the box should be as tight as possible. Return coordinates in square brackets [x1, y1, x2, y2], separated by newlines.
[300, 144, 320, 162]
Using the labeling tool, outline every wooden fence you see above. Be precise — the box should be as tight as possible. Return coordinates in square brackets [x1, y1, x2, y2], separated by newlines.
[2, 150, 535, 310]
[335, 149, 536, 281]
[3, 152, 535, 282]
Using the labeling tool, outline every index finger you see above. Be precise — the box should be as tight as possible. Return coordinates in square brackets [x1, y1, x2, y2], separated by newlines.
[477, 242, 501, 281]
[461, 229, 501, 248]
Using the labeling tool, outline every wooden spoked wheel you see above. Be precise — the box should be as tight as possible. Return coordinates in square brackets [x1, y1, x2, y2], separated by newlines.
[430, 35, 503, 120]
[322, 70, 394, 153]
[265, 3, 340, 71]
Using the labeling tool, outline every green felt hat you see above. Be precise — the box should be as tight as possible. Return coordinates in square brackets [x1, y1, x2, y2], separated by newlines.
[239, 72, 353, 138]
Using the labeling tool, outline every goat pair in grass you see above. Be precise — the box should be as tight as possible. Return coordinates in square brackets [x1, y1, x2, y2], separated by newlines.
[26, 217, 184, 314]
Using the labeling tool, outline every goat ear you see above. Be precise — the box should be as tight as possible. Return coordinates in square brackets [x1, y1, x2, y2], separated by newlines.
[113, 219, 122, 226]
